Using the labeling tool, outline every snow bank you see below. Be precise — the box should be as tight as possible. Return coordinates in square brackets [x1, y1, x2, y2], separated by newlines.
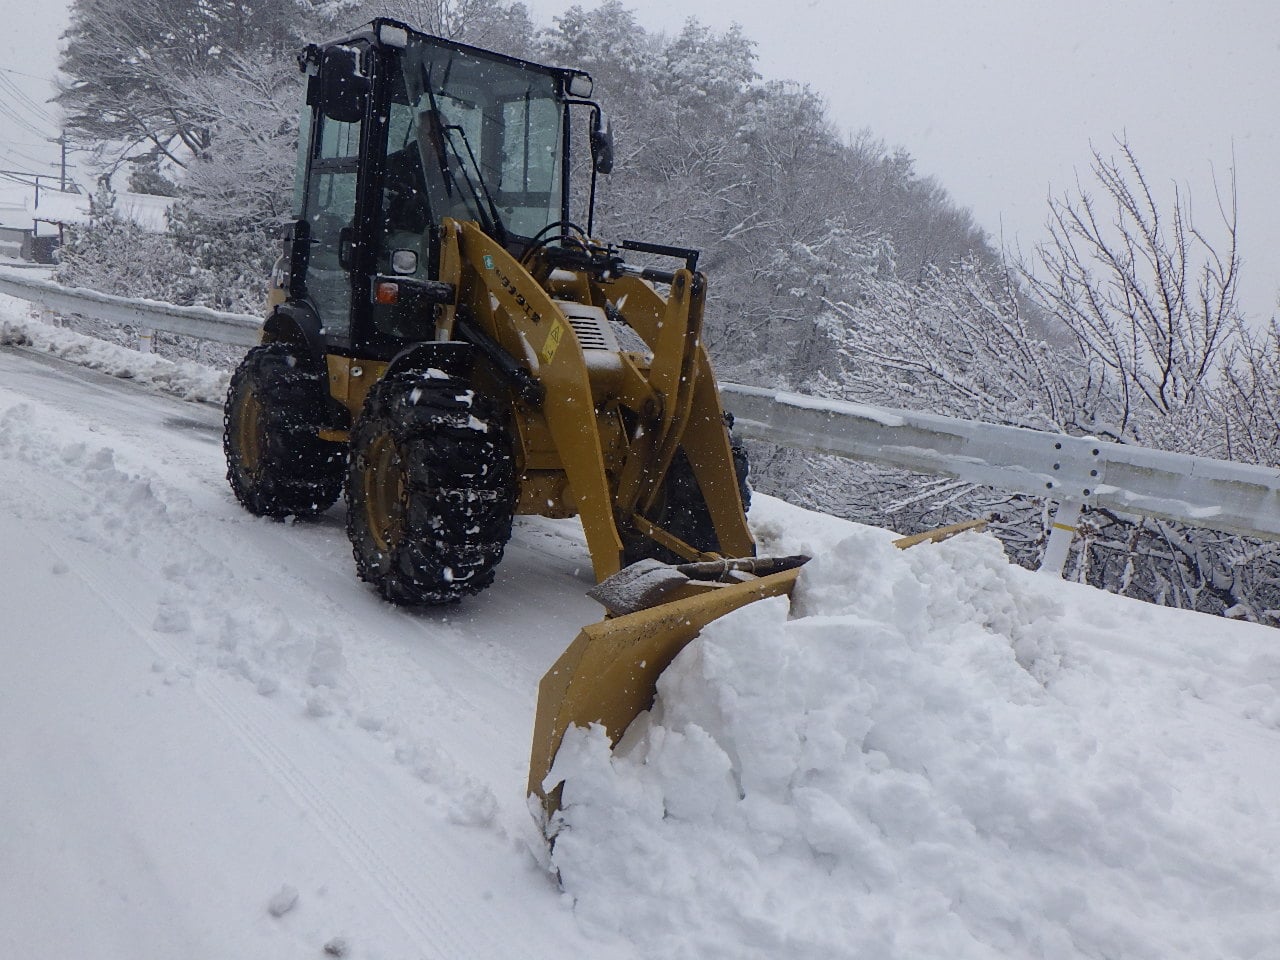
[547, 506, 1280, 959]
[0, 295, 230, 403]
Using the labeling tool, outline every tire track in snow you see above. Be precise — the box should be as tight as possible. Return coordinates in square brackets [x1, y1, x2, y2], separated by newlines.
[1, 447, 496, 959]
[0, 381, 633, 960]
[170, 659, 498, 959]
[0, 356, 573, 827]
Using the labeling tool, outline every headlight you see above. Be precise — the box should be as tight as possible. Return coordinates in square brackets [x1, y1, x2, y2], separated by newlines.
[391, 249, 418, 275]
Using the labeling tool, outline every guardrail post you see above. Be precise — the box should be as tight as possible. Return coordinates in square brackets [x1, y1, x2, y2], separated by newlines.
[1039, 499, 1082, 577]
[136, 327, 155, 353]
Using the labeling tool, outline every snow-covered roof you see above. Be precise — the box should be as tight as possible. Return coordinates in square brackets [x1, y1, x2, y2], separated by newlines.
[30, 189, 173, 233]
[27, 188, 86, 226]
[0, 181, 173, 234]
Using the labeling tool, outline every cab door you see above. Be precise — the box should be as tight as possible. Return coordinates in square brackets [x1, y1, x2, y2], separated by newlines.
[302, 112, 363, 346]
[299, 43, 374, 351]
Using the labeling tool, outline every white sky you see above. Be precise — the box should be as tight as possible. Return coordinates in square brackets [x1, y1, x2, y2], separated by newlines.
[1, 0, 1276, 319]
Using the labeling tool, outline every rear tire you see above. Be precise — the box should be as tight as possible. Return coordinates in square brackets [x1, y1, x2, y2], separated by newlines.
[223, 343, 345, 518]
[345, 371, 516, 605]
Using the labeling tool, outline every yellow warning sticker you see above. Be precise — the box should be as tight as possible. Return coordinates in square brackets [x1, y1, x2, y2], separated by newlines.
[540, 319, 565, 364]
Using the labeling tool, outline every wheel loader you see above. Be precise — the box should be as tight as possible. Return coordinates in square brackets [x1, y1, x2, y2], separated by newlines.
[223, 17, 813, 824]
[223, 18, 989, 826]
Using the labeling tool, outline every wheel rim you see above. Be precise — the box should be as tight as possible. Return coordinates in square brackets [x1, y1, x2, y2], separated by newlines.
[363, 432, 407, 553]
[235, 386, 264, 473]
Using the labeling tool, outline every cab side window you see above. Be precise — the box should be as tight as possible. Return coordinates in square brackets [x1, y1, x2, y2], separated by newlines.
[302, 114, 362, 339]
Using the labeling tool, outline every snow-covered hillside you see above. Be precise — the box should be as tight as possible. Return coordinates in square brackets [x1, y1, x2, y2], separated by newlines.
[2, 301, 1278, 959]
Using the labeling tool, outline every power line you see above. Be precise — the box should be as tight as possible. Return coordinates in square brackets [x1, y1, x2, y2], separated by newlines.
[0, 169, 80, 197]
[0, 112, 51, 141]
[0, 65, 54, 82]
[0, 144, 57, 171]
[1, 139, 58, 150]
[0, 74, 58, 125]
[0, 101, 54, 140]
[0, 171, 44, 190]
[0, 92, 53, 135]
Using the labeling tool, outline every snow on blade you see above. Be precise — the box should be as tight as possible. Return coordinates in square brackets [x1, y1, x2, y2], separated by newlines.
[547, 516, 1280, 960]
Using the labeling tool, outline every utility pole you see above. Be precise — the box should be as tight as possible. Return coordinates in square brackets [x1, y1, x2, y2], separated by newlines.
[27, 173, 42, 250]
[48, 133, 72, 249]
[45, 132, 72, 193]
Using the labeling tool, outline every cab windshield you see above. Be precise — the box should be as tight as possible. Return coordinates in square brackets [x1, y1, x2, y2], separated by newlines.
[386, 38, 565, 242]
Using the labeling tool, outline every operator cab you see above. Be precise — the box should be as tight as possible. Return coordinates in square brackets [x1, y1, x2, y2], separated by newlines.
[278, 18, 609, 361]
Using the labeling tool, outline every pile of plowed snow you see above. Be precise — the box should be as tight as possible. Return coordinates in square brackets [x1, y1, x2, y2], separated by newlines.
[0, 301, 230, 403]
[547, 502, 1280, 960]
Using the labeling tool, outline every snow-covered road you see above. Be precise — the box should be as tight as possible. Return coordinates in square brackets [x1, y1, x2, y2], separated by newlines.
[3, 315, 1279, 960]
[0, 344, 639, 958]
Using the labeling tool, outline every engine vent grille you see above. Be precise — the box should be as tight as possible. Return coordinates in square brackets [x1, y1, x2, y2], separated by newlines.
[568, 315, 610, 350]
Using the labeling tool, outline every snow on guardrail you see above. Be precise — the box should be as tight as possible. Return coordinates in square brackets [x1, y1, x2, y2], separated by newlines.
[0, 269, 262, 348]
[720, 382, 1280, 549]
[4, 270, 1278, 556]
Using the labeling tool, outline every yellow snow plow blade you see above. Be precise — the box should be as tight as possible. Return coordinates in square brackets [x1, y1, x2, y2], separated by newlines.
[529, 518, 989, 821]
[530, 563, 805, 818]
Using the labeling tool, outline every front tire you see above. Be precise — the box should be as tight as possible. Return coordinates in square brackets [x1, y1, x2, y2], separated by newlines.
[223, 343, 344, 518]
[345, 371, 516, 605]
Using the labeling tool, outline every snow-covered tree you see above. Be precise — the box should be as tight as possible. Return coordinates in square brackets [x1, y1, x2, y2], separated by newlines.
[746, 247, 1083, 565]
[1021, 137, 1240, 444]
[1218, 319, 1280, 468]
[996, 140, 1279, 621]
[156, 52, 304, 314]
[823, 254, 1089, 432]
[56, 0, 305, 174]
[56, 180, 185, 298]
[172, 55, 300, 228]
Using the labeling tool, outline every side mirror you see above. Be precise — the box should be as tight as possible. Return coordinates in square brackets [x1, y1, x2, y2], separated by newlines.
[590, 110, 614, 175]
[320, 45, 369, 124]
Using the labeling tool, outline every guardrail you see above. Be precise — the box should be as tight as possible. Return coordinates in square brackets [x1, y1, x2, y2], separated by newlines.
[4, 269, 1278, 572]
[720, 383, 1280, 571]
[0, 270, 261, 349]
